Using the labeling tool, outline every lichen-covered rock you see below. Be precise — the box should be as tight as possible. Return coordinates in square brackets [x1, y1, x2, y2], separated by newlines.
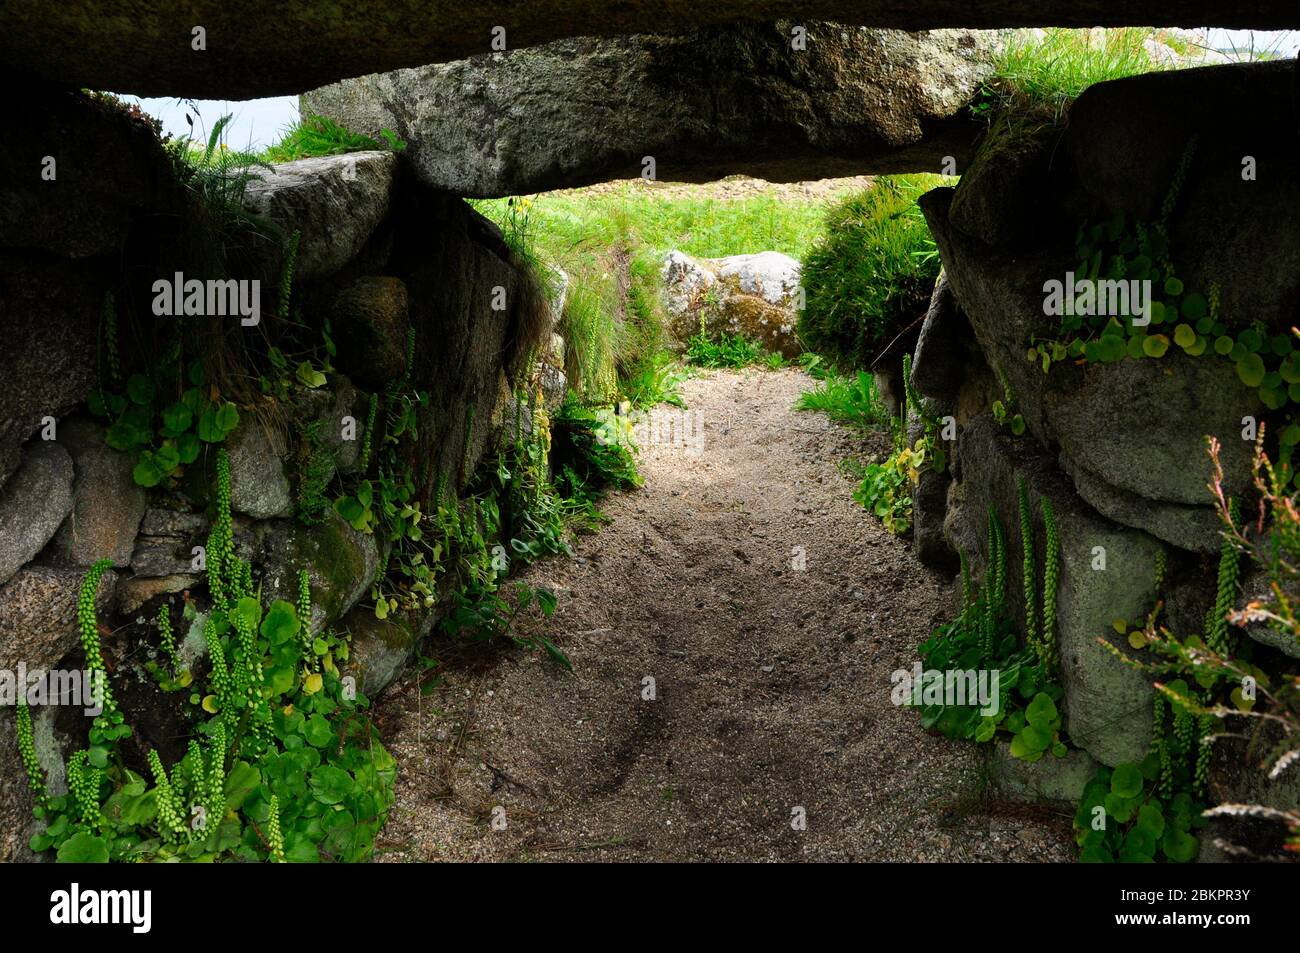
[662, 250, 803, 357]
[329, 276, 410, 389]
[539, 363, 567, 415]
[50, 417, 146, 567]
[0, 563, 116, 672]
[259, 512, 379, 637]
[243, 152, 395, 282]
[387, 190, 551, 494]
[1066, 62, 1300, 338]
[225, 421, 293, 520]
[912, 466, 955, 572]
[990, 740, 1098, 806]
[339, 605, 420, 697]
[1060, 456, 1223, 553]
[4, 5, 1288, 100]
[921, 184, 1258, 543]
[952, 416, 1160, 767]
[304, 25, 994, 197]
[0, 442, 75, 586]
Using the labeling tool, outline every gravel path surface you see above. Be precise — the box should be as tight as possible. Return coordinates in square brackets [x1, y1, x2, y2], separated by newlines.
[372, 367, 1076, 861]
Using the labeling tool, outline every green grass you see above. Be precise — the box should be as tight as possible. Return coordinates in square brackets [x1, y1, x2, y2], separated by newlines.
[685, 330, 765, 369]
[470, 182, 830, 402]
[798, 175, 947, 370]
[621, 352, 688, 409]
[262, 114, 405, 163]
[795, 369, 889, 430]
[981, 28, 1170, 121]
[471, 182, 826, 264]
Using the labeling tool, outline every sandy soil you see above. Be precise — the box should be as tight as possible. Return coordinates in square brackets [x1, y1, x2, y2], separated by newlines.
[371, 368, 1076, 862]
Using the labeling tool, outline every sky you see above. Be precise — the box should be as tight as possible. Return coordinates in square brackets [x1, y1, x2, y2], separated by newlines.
[117, 28, 1297, 152]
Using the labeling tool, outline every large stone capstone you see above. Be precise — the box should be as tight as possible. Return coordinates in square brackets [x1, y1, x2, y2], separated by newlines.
[304, 25, 995, 196]
[3, 3, 1296, 99]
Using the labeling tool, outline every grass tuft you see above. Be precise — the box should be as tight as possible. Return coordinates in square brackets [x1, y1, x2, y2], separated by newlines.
[798, 175, 946, 370]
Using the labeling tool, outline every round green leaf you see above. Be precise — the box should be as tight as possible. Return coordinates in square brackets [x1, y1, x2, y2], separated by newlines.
[303, 714, 333, 748]
[1136, 803, 1166, 838]
[259, 599, 300, 646]
[1260, 385, 1287, 410]
[132, 454, 165, 488]
[176, 432, 201, 464]
[1237, 352, 1266, 388]
[1142, 334, 1170, 358]
[309, 765, 355, 805]
[1111, 762, 1144, 799]
[1161, 828, 1199, 863]
[56, 831, 109, 863]
[215, 402, 240, 434]
[162, 402, 192, 435]
[126, 374, 155, 406]
[1025, 692, 1058, 727]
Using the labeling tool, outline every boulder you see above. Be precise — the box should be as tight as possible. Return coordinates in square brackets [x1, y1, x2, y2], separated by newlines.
[339, 605, 420, 697]
[952, 416, 1161, 767]
[539, 363, 567, 415]
[545, 265, 570, 331]
[303, 26, 994, 197]
[910, 271, 968, 402]
[0, 254, 101, 490]
[289, 376, 365, 484]
[259, 512, 379, 637]
[50, 417, 146, 568]
[0, 87, 179, 259]
[1043, 352, 1259, 509]
[912, 465, 955, 572]
[243, 152, 395, 282]
[225, 421, 294, 519]
[129, 508, 208, 578]
[989, 740, 1099, 806]
[0, 563, 116, 673]
[1060, 456, 1223, 553]
[115, 574, 197, 616]
[386, 190, 550, 494]
[4, 6, 1293, 99]
[0, 442, 75, 587]
[662, 250, 803, 357]
[922, 176, 1258, 537]
[329, 276, 411, 389]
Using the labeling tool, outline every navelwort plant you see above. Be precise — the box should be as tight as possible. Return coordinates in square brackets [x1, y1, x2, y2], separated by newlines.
[913, 494, 1065, 762]
[20, 448, 395, 863]
[852, 354, 947, 535]
[1029, 137, 1300, 484]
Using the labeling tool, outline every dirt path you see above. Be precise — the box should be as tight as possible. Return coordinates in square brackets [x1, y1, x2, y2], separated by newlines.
[372, 368, 1076, 862]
